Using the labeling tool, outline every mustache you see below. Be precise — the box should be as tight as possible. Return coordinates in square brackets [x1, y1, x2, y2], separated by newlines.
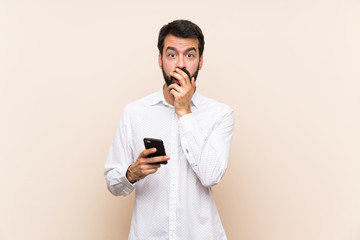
[162, 61, 200, 87]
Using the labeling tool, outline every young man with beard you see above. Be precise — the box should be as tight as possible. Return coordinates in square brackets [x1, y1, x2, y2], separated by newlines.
[104, 20, 234, 240]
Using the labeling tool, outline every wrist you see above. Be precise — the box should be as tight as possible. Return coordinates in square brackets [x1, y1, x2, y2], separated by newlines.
[176, 107, 192, 118]
[126, 166, 136, 184]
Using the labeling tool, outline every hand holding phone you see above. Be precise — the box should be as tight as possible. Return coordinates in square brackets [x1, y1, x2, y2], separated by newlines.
[143, 138, 168, 164]
[126, 139, 170, 183]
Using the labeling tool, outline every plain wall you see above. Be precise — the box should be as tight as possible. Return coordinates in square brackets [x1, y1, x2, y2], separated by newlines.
[1, 0, 359, 239]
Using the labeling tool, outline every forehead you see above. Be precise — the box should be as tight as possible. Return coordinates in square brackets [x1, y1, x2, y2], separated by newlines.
[163, 35, 199, 52]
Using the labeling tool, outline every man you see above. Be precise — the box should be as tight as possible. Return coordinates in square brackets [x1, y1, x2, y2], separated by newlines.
[104, 20, 234, 240]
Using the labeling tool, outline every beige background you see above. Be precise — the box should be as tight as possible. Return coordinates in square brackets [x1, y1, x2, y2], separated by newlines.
[1, 0, 359, 239]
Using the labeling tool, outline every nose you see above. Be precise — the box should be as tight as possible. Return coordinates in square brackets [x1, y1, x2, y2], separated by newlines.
[176, 55, 185, 68]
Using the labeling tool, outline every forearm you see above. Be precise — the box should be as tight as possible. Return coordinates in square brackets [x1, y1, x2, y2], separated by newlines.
[104, 107, 135, 196]
[181, 136, 227, 187]
[178, 111, 234, 187]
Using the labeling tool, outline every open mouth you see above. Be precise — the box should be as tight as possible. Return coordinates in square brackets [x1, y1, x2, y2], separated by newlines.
[172, 78, 180, 85]
[171, 77, 180, 85]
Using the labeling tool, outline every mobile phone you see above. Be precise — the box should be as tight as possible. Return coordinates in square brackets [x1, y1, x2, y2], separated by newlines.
[143, 138, 168, 164]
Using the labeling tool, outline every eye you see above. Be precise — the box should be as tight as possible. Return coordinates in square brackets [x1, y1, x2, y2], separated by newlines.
[168, 52, 176, 58]
[187, 53, 194, 58]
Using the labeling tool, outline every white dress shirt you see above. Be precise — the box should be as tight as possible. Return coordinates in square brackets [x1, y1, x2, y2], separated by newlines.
[104, 87, 234, 240]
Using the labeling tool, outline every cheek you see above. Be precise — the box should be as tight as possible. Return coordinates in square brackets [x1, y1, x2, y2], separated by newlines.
[188, 62, 199, 74]
[163, 61, 175, 72]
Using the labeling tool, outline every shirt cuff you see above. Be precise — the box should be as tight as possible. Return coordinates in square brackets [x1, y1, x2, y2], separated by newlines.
[121, 167, 136, 194]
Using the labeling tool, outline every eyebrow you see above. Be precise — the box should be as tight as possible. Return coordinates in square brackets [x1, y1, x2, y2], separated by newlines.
[165, 46, 197, 53]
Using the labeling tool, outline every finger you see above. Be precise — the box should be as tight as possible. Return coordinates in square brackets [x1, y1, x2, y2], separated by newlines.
[170, 71, 185, 86]
[169, 88, 183, 100]
[140, 162, 161, 170]
[144, 168, 158, 175]
[168, 84, 184, 95]
[140, 148, 157, 158]
[147, 163, 161, 169]
[175, 68, 190, 81]
[175, 68, 191, 86]
[147, 155, 170, 164]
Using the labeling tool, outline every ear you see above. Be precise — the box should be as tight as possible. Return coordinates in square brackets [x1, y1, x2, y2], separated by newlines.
[158, 52, 162, 69]
[199, 55, 204, 70]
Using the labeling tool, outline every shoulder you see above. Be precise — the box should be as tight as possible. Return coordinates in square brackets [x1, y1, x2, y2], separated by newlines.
[123, 91, 158, 114]
[197, 93, 233, 115]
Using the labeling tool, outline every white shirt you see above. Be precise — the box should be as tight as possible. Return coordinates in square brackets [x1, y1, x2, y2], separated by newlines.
[104, 87, 234, 240]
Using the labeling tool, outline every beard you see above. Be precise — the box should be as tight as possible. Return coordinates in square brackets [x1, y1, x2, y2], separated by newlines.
[162, 61, 200, 86]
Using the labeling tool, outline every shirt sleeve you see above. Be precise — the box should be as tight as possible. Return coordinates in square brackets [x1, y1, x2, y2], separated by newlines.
[104, 106, 136, 196]
[178, 107, 234, 188]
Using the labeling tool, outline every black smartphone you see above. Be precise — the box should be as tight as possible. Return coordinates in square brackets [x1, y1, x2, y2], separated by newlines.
[143, 138, 168, 164]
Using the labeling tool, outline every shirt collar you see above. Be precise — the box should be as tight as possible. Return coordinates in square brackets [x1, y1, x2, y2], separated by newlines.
[150, 85, 200, 109]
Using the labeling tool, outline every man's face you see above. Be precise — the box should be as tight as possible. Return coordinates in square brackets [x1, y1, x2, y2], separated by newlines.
[158, 35, 203, 86]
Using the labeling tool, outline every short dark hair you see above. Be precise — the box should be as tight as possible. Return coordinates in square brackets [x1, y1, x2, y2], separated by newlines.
[157, 20, 205, 57]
